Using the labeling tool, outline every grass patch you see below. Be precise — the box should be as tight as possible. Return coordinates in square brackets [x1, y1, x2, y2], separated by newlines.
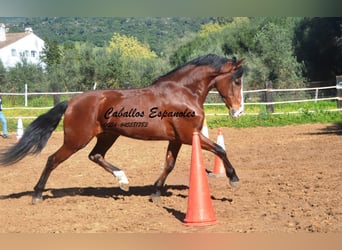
[207, 108, 342, 128]
[204, 100, 339, 115]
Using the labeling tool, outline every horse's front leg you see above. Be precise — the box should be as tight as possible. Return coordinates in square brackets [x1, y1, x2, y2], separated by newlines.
[151, 140, 182, 202]
[199, 133, 240, 188]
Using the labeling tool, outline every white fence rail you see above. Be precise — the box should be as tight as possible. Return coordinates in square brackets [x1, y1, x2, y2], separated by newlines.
[205, 84, 341, 115]
[206, 85, 339, 105]
[204, 82, 342, 115]
[2, 85, 342, 119]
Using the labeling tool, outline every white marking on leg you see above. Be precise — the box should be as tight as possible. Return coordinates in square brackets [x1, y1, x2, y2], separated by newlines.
[113, 170, 129, 191]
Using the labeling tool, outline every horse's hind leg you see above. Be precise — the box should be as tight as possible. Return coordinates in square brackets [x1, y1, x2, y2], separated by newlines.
[151, 140, 182, 202]
[88, 133, 129, 191]
[32, 145, 77, 204]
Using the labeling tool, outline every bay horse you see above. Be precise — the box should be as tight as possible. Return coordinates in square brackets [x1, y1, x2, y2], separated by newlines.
[0, 54, 244, 204]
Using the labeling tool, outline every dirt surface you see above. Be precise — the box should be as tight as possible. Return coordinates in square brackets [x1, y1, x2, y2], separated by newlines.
[0, 123, 341, 233]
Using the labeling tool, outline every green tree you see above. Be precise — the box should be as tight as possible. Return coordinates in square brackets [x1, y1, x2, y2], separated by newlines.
[6, 59, 45, 93]
[79, 43, 96, 89]
[169, 36, 201, 66]
[58, 43, 82, 91]
[294, 17, 342, 81]
[108, 33, 157, 60]
[40, 38, 62, 72]
[171, 17, 304, 88]
[252, 18, 304, 87]
[95, 33, 165, 89]
[94, 49, 124, 89]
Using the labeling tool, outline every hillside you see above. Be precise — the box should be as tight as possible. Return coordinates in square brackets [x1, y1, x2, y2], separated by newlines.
[0, 17, 211, 55]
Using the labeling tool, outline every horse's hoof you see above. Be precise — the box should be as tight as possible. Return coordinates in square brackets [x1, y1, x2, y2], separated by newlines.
[149, 193, 161, 203]
[31, 196, 43, 205]
[229, 180, 241, 190]
[119, 183, 129, 192]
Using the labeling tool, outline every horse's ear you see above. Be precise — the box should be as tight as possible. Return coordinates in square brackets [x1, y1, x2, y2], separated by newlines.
[220, 60, 235, 73]
[220, 58, 244, 73]
[234, 58, 244, 68]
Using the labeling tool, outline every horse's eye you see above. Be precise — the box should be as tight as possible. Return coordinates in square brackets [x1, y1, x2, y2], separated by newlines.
[234, 80, 241, 86]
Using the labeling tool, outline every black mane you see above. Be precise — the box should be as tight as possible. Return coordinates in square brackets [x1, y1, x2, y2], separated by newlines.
[153, 54, 235, 84]
[187, 54, 230, 71]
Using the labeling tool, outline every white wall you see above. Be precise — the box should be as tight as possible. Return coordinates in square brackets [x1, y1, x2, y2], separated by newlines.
[0, 24, 6, 42]
[0, 33, 45, 68]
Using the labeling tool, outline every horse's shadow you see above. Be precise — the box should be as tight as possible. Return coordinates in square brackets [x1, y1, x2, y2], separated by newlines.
[306, 122, 342, 136]
[0, 184, 233, 222]
[0, 184, 188, 200]
[0, 185, 188, 222]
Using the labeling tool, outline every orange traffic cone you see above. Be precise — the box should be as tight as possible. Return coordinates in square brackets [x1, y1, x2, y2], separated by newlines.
[212, 128, 226, 177]
[201, 117, 209, 138]
[16, 118, 24, 142]
[184, 131, 216, 226]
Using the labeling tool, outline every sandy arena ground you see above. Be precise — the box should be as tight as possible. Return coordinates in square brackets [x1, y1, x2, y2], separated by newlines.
[0, 123, 341, 233]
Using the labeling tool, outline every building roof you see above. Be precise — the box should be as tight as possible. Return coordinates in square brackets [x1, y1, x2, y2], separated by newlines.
[0, 32, 30, 49]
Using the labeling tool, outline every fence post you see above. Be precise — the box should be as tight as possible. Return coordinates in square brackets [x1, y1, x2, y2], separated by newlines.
[52, 82, 60, 106]
[24, 84, 28, 107]
[336, 76, 342, 109]
[265, 81, 274, 113]
[315, 88, 319, 103]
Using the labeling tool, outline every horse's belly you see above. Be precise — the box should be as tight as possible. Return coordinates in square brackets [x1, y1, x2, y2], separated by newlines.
[104, 122, 175, 141]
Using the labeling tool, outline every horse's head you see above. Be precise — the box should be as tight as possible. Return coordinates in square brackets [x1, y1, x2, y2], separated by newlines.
[212, 58, 244, 117]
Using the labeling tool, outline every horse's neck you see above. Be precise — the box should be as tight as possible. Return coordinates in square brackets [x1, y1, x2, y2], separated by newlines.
[183, 68, 215, 104]
[154, 67, 214, 103]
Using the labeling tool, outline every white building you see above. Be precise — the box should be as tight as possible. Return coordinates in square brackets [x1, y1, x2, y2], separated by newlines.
[0, 23, 45, 68]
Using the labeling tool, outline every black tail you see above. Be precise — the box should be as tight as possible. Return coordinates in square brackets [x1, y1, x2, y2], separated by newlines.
[0, 101, 68, 166]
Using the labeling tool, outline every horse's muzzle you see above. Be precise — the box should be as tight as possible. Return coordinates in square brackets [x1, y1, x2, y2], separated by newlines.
[229, 107, 244, 118]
